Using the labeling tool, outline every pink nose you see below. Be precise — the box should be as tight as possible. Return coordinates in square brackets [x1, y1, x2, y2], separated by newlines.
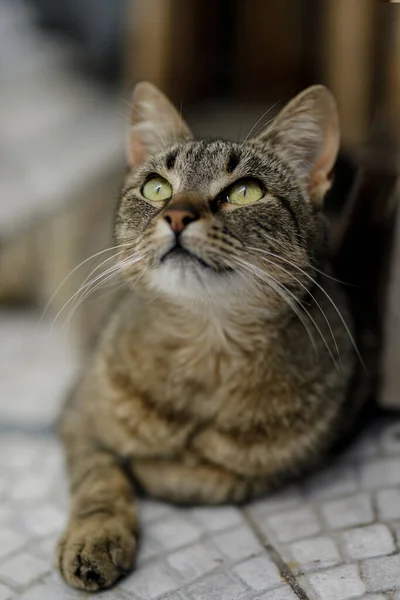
[163, 209, 198, 233]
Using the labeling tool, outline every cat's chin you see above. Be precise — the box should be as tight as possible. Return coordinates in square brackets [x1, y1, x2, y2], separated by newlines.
[146, 260, 242, 302]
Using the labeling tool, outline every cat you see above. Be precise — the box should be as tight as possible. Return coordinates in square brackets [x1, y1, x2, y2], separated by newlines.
[57, 82, 370, 591]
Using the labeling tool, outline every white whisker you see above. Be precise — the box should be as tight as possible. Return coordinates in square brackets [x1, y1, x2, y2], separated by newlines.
[241, 100, 281, 147]
[246, 249, 342, 367]
[247, 245, 364, 370]
[234, 256, 342, 370]
[38, 242, 134, 327]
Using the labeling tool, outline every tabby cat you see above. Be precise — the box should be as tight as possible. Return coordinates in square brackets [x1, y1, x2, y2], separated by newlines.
[57, 83, 365, 591]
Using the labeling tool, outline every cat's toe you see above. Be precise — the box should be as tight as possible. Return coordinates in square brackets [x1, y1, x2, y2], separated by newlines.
[57, 518, 136, 591]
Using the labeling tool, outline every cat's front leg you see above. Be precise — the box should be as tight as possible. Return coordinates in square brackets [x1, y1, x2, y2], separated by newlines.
[132, 456, 269, 504]
[57, 427, 138, 591]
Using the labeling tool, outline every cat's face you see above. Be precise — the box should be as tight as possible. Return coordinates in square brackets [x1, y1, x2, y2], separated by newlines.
[115, 83, 339, 308]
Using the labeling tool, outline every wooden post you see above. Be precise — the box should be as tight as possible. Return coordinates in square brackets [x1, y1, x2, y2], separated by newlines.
[124, 0, 174, 92]
[380, 5, 400, 409]
[323, 0, 375, 149]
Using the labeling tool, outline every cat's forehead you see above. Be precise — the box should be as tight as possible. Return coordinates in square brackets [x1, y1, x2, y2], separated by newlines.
[155, 139, 259, 192]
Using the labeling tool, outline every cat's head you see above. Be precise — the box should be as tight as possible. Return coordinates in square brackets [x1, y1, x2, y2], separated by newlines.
[115, 83, 339, 310]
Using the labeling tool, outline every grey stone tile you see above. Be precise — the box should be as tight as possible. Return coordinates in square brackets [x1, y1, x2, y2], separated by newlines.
[119, 563, 179, 598]
[376, 488, 400, 521]
[17, 582, 80, 600]
[361, 458, 400, 490]
[303, 465, 358, 501]
[306, 564, 366, 600]
[190, 506, 243, 532]
[0, 527, 25, 560]
[159, 594, 190, 600]
[265, 506, 321, 542]
[290, 536, 341, 571]
[341, 524, 395, 561]
[147, 516, 202, 552]
[257, 588, 298, 600]
[212, 525, 263, 562]
[0, 584, 13, 600]
[232, 555, 283, 591]
[246, 486, 304, 517]
[167, 541, 224, 583]
[19, 503, 66, 537]
[187, 572, 246, 600]
[360, 555, 400, 592]
[0, 552, 50, 587]
[321, 493, 374, 529]
[380, 422, 400, 455]
[139, 500, 174, 524]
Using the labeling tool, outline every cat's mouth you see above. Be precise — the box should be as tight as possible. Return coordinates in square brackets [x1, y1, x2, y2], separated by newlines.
[160, 244, 211, 270]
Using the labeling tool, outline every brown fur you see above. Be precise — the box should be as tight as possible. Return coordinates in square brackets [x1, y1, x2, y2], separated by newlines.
[57, 83, 360, 590]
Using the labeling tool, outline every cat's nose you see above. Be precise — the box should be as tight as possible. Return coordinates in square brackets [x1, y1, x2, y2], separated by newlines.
[163, 206, 200, 234]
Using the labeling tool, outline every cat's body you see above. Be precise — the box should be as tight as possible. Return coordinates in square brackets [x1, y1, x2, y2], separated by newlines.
[58, 84, 364, 591]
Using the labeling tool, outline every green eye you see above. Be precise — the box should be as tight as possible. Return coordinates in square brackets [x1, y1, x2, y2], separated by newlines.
[227, 180, 264, 205]
[142, 176, 172, 202]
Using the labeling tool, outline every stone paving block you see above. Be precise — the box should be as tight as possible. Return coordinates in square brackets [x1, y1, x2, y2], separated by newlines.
[321, 493, 374, 529]
[17, 581, 80, 600]
[190, 507, 243, 532]
[342, 428, 381, 460]
[380, 422, 400, 455]
[32, 536, 58, 561]
[187, 572, 246, 600]
[0, 584, 13, 600]
[391, 520, 400, 546]
[139, 500, 173, 524]
[119, 563, 178, 598]
[42, 571, 96, 599]
[167, 541, 223, 583]
[361, 457, 400, 489]
[0, 552, 50, 587]
[9, 472, 53, 503]
[136, 535, 164, 565]
[0, 527, 25, 560]
[147, 516, 202, 552]
[232, 555, 283, 592]
[306, 564, 366, 600]
[212, 524, 263, 562]
[376, 488, 400, 521]
[246, 486, 304, 517]
[341, 524, 395, 560]
[303, 465, 358, 501]
[159, 593, 190, 600]
[257, 588, 298, 600]
[290, 536, 340, 571]
[19, 503, 65, 537]
[361, 555, 400, 592]
[0, 508, 12, 527]
[265, 506, 321, 542]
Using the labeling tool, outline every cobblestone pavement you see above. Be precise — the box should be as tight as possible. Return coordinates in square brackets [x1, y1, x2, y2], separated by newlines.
[1, 311, 400, 599]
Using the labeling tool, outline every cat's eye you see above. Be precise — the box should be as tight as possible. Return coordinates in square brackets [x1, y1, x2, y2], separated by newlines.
[142, 176, 172, 202]
[227, 179, 264, 205]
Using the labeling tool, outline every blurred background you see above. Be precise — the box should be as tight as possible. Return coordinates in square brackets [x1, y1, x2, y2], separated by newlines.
[0, 0, 400, 431]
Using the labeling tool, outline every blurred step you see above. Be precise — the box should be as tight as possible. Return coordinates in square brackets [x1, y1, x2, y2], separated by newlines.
[0, 0, 125, 351]
[0, 310, 78, 430]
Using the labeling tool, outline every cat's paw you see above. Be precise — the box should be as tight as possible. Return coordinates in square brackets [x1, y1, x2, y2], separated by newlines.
[57, 518, 136, 591]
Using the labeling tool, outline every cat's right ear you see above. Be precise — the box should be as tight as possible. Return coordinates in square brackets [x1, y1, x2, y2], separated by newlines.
[128, 82, 193, 168]
[255, 85, 340, 205]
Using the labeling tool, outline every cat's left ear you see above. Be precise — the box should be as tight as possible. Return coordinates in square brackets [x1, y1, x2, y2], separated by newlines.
[128, 82, 193, 168]
[257, 85, 340, 204]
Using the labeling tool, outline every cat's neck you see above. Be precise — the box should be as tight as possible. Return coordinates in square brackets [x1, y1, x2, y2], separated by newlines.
[131, 286, 289, 353]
